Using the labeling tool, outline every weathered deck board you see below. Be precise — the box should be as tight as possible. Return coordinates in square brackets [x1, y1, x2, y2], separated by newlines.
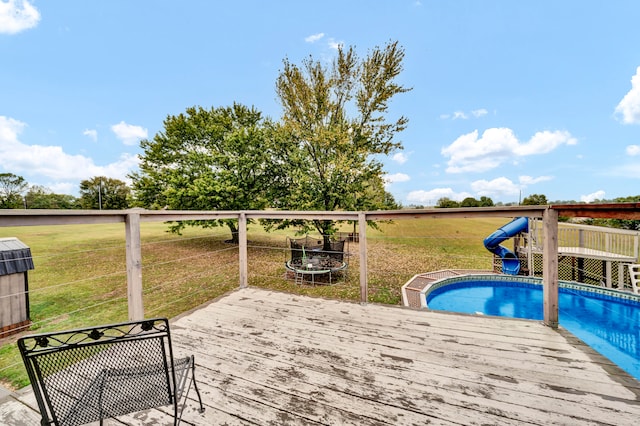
[161, 288, 640, 425]
[179, 303, 636, 399]
[4, 287, 639, 425]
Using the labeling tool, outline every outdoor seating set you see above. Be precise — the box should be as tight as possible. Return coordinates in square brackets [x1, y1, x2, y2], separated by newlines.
[285, 235, 349, 285]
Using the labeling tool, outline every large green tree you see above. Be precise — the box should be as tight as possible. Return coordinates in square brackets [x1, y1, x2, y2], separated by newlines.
[0, 173, 28, 208]
[130, 103, 277, 242]
[79, 176, 130, 210]
[274, 41, 410, 246]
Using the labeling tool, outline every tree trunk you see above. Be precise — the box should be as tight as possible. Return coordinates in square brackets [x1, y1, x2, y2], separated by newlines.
[314, 219, 334, 250]
[226, 222, 239, 244]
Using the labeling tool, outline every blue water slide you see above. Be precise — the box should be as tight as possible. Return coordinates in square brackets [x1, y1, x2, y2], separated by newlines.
[483, 217, 528, 275]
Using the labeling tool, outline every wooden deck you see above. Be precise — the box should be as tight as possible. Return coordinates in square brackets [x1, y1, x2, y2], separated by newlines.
[3, 287, 640, 425]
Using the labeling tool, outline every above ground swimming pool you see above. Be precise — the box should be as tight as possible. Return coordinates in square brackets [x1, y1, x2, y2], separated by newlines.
[424, 275, 640, 381]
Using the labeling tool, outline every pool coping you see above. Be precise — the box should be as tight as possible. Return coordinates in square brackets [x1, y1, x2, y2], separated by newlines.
[401, 270, 640, 309]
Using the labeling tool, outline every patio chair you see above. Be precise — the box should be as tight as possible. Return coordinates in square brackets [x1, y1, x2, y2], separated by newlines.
[18, 318, 204, 426]
[629, 264, 640, 294]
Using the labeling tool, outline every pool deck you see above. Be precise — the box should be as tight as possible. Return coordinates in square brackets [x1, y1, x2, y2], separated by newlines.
[2, 287, 640, 425]
[402, 269, 498, 308]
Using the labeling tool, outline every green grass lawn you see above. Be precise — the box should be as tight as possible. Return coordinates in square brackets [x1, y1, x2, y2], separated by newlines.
[0, 216, 507, 389]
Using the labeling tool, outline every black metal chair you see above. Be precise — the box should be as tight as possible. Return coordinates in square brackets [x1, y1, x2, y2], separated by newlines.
[18, 318, 205, 426]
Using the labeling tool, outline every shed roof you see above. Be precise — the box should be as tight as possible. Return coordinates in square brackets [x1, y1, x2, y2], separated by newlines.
[0, 237, 35, 276]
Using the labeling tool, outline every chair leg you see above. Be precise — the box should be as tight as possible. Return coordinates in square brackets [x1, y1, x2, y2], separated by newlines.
[191, 358, 205, 413]
[175, 356, 205, 425]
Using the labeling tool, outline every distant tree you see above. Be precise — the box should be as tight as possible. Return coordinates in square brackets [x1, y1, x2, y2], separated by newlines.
[25, 185, 77, 209]
[130, 104, 277, 243]
[522, 193, 548, 205]
[272, 40, 410, 248]
[79, 177, 130, 209]
[0, 173, 28, 208]
[436, 197, 460, 208]
[460, 197, 480, 207]
[600, 195, 640, 230]
[479, 196, 494, 207]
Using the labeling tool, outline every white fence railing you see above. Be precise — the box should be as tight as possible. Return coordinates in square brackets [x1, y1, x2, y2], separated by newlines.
[528, 220, 640, 259]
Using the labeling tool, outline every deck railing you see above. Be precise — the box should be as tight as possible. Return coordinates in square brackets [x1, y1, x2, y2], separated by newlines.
[529, 220, 640, 259]
[1, 204, 639, 329]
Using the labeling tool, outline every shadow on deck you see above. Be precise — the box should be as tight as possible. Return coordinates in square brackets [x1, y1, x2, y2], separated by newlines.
[2, 287, 640, 425]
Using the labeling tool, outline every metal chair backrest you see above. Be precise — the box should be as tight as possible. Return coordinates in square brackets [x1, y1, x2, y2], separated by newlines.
[18, 318, 204, 426]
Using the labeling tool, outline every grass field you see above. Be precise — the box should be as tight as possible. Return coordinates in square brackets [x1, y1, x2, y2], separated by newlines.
[0, 216, 507, 389]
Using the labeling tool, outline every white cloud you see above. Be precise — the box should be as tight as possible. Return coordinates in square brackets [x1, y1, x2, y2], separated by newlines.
[470, 175, 553, 199]
[0, 115, 140, 186]
[0, 115, 25, 144]
[83, 129, 98, 142]
[327, 38, 343, 50]
[615, 66, 640, 124]
[0, 0, 40, 34]
[407, 173, 553, 205]
[580, 190, 605, 203]
[406, 188, 472, 204]
[440, 108, 488, 120]
[305, 33, 324, 43]
[441, 128, 576, 173]
[46, 181, 78, 195]
[626, 145, 640, 156]
[518, 175, 553, 185]
[471, 108, 488, 118]
[513, 130, 577, 156]
[384, 173, 410, 185]
[111, 121, 148, 146]
[392, 152, 409, 164]
[471, 177, 521, 197]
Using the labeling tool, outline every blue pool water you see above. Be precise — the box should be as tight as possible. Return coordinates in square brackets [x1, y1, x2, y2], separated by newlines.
[426, 278, 640, 381]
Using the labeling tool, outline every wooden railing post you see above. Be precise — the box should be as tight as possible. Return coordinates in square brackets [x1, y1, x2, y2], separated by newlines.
[125, 210, 144, 321]
[543, 208, 559, 328]
[238, 212, 248, 288]
[358, 212, 368, 304]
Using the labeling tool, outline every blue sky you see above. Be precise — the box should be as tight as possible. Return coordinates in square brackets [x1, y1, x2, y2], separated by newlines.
[1, 1, 639, 206]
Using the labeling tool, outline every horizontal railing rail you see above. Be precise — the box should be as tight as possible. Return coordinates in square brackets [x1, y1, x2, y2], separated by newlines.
[1, 204, 639, 329]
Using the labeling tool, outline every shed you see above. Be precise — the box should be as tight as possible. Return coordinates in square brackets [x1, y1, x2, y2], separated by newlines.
[0, 237, 34, 338]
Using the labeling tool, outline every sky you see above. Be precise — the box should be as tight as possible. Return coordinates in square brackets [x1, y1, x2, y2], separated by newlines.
[1, 1, 639, 206]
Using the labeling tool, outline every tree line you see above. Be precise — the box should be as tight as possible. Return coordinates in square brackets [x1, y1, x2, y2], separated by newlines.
[422, 193, 549, 208]
[428, 193, 640, 231]
[0, 173, 130, 210]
